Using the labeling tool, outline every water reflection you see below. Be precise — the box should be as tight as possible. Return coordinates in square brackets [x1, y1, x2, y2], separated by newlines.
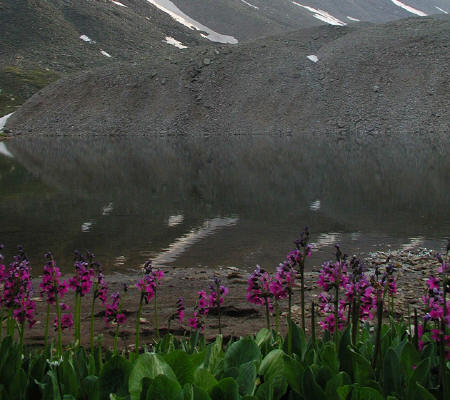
[0, 134, 448, 271]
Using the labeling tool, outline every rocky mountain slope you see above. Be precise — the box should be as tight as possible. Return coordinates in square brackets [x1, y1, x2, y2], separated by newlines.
[6, 15, 449, 137]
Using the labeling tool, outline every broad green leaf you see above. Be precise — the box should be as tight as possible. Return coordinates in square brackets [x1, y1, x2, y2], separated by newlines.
[400, 342, 420, 380]
[255, 381, 273, 400]
[7, 369, 27, 400]
[182, 383, 194, 400]
[352, 386, 383, 400]
[259, 350, 285, 382]
[283, 319, 306, 359]
[255, 329, 272, 348]
[303, 367, 325, 400]
[224, 338, 261, 374]
[349, 349, 373, 385]
[382, 349, 401, 397]
[145, 375, 182, 400]
[236, 361, 256, 396]
[321, 342, 339, 373]
[99, 356, 132, 400]
[336, 385, 352, 400]
[194, 369, 218, 393]
[129, 353, 177, 400]
[209, 378, 240, 400]
[325, 372, 351, 400]
[204, 336, 224, 376]
[282, 354, 304, 394]
[338, 327, 353, 377]
[407, 358, 430, 399]
[82, 376, 100, 400]
[60, 358, 80, 399]
[193, 385, 212, 400]
[164, 351, 195, 386]
[410, 382, 435, 400]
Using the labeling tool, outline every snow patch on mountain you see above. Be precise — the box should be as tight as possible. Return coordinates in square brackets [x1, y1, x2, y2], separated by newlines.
[0, 113, 14, 130]
[347, 16, 360, 22]
[100, 50, 112, 57]
[292, 2, 346, 26]
[435, 7, 448, 14]
[390, 1, 427, 16]
[241, 0, 259, 10]
[164, 36, 188, 49]
[307, 55, 319, 62]
[146, 0, 238, 44]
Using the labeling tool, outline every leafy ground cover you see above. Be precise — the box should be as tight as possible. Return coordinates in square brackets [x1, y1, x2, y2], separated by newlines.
[0, 231, 448, 399]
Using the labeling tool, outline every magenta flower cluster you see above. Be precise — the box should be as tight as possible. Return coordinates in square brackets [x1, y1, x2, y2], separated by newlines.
[69, 255, 95, 296]
[40, 254, 69, 304]
[136, 260, 164, 303]
[104, 292, 126, 327]
[1, 246, 36, 328]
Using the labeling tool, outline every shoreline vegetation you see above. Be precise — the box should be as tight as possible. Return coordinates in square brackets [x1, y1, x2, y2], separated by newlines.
[0, 232, 448, 399]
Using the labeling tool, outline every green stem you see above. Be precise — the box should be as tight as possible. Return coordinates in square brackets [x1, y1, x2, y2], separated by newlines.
[154, 293, 159, 339]
[44, 303, 50, 349]
[300, 263, 305, 330]
[351, 299, 360, 345]
[18, 322, 24, 362]
[440, 282, 448, 399]
[218, 298, 222, 335]
[90, 295, 96, 353]
[311, 301, 316, 346]
[135, 293, 144, 355]
[288, 292, 292, 355]
[7, 309, 14, 337]
[55, 295, 62, 356]
[264, 297, 271, 331]
[275, 300, 279, 339]
[413, 308, 419, 350]
[372, 297, 383, 370]
[0, 308, 3, 340]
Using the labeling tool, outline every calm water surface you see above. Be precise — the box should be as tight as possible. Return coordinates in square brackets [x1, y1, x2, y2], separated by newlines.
[0, 134, 448, 273]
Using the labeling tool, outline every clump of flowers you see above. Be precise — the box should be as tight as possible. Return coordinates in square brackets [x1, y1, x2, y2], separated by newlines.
[208, 277, 229, 334]
[1, 246, 36, 352]
[104, 291, 126, 353]
[135, 260, 164, 353]
[247, 265, 273, 330]
[69, 250, 96, 345]
[40, 252, 70, 349]
[317, 246, 350, 334]
[89, 262, 108, 351]
[189, 290, 210, 333]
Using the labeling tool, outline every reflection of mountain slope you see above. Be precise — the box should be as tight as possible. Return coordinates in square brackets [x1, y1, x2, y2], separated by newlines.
[2, 134, 449, 271]
[8, 17, 449, 137]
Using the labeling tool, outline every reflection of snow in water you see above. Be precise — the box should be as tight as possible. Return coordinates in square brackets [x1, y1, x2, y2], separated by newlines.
[347, 16, 360, 22]
[111, 0, 127, 7]
[241, 0, 259, 10]
[153, 217, 238, 264]
[307, 55, 319, 63]
[146, 0, 238, 43]
[81, 221, 94, 232]
[309, 199, 321, 211]
[311, 232, 340, 251]
[80, 35, 95, 43]
[100, 50, 112, 58]
[292, 2, 346, 26]
[390, 1, 427, 16]
[401, 236, 424, 250]
[168, 214, 184, 227]
[102, 202, 114, 215]
[0, 142, 14, 158]
[435, 7, 448, 14]
[163, 36, 188, 49]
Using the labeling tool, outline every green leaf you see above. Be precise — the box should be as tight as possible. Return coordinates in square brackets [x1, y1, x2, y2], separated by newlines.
[338, 327, 353, 377]
[164, 351, 195, 386]
[407, 358, 431, 399]
[352, 386, 383, 400]
[283, 319, 306, 360]
[194, 369, 218, 393]
[255, 329, 272, 348]
[255, 381, 273, 400]
[303, 367, 325, 400]
[382, 349, 401, 397]
[236, 361, 256, 396]
[193, 385, 212, 400]
[209, 378, 240, 400]
[320, 342, 339, 373]
[325, 372, 351, 400]
[60, 358, 80, 399]
[400, 342, 420, 380]
[282, 354, 304, 394]
[224, 338, 261, 374]
[349, 349, 374, 386]
[336, 385, 352, 400]
[82, 376, 100, 400]
[145, 375, 182, 400]
[7, 369, 27, 400]
[259, 350, 285, 382]
[99, 355, 132, 400]
[204, 336, 224, 376]
[410, 382, 435, 400]
[129, 353, 177, 400]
